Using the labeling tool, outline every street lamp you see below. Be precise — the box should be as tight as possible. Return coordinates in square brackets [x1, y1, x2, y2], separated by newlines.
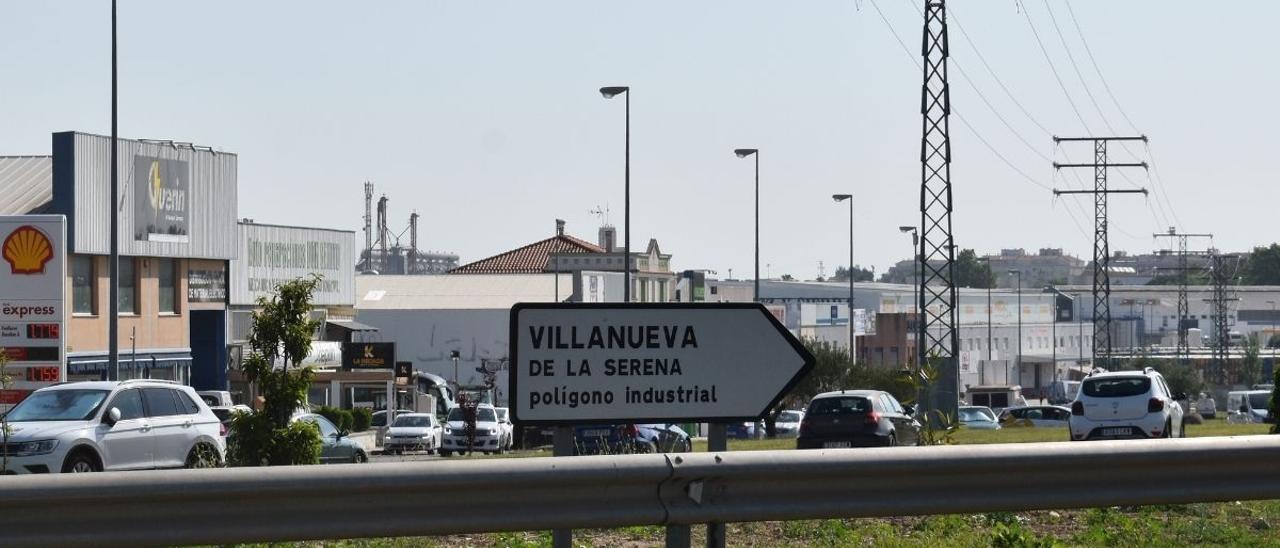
[899, 226, 918, 368]
[734, 148, 760, 302]
[1009, 270, 1023, 379]
[599, 85, 631, 302]
[833, 194, 854, 360]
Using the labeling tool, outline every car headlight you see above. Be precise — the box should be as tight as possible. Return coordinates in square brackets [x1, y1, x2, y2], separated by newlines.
[419, 435, 433, 440]
[11, 439, 58, 456]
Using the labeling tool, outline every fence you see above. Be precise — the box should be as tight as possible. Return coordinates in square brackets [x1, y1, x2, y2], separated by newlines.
[1, 436, 1279, 546]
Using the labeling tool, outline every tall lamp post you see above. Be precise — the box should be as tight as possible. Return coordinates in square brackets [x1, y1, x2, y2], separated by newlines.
[1268, 300, 1276, 345]
[734, 149, 759, 301]
[1009, 270, 1023, 380]
[108, 0, 120, 380]
[898, 226, 918, 367]
[832, 194, 854, 360]
[599, 86, 630, 302]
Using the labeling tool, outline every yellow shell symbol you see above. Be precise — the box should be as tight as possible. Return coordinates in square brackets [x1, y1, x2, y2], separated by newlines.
[3, 225, 54, 275]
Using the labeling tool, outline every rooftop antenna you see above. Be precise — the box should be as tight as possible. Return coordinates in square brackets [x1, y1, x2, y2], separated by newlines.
[588, 204, 611, 226]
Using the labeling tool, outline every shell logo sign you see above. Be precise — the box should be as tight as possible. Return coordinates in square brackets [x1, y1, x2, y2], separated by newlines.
[3, 225, 54, 275]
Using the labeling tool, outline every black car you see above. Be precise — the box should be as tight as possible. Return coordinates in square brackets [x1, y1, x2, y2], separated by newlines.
[796, 390, 921, 449]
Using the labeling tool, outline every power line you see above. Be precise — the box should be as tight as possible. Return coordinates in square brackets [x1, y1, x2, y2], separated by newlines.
[948, 8, 1053, 135]
[1062, 0, 1141, 133]
[1019, 2, 1092, 134]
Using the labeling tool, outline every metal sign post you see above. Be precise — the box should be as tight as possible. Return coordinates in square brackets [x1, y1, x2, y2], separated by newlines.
[510, 302, 814, 548]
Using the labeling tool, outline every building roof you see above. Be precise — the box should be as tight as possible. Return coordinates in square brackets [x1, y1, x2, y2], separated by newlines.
[0, 156, 53, 215]
[356, 273, 573, 310]
[449, 234, 603, 274]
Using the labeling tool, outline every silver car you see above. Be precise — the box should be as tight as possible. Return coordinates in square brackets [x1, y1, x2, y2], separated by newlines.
[958, 406, 1000, 430]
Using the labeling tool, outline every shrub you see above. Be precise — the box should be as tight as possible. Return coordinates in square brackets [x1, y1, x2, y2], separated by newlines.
[317, 405, 354, 432]
[228, 412, 321, 466]
[352, 407, 373, 432]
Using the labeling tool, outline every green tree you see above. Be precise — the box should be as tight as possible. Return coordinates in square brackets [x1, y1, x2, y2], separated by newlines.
[1242, 244, 1280, 285]
[954, 249, 995, 289]
[228, 276, 325, 466]
[1133, 357, 1203, 398]
[831, 266, 874, 283]
[1242, 335, 1262, 387]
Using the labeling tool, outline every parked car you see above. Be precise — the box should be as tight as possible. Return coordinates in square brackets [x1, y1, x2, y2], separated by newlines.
[293, 413, 369, 463]
[0, 380, 225, 474]
[371, 409, 415, 446]
[957, 406, 1000, 430]
[574, 423, 693, 454]
[196, 390, 235, 408]
[1226, 390, 1271, 424]
[726, 421, 762, 440]
[774, 410, 805, 438]
[999, 405, 1071, 428]
[1047, 381, 1081, 406]
[494, 407, 515, 451]
[1068, 368, 1185, 441]
[210, 404, 252, 426]
[965, 385, 1026, 413]
[383, 413, 443, 454]
[440, 404, 503, 456]
[1197, 393, 1218, 419]
[796, 390, 921, 449]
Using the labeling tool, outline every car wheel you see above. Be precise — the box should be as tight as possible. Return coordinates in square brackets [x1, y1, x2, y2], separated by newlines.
[495, 445, 504, 455]
[62, 450, 101, 473]
[353, 451, 369, 464]
[185, 444, 222, 468]
[887, 433, 897, 447]
[634, 440, 657, 454]
[682, 438, 693, 453]
[1163, 420, 1173, 439]
[440, 450, 452, 457]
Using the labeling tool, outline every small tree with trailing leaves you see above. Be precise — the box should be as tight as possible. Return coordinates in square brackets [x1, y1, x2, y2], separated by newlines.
[227, 276, 324, 466]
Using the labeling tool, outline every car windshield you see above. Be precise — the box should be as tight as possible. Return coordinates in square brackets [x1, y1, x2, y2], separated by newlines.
[393, 415, 432, 427]
[1083, 377, 1151, 398]
[1249, 393, 1271, 410]
[446, 407, 497, 422]
[6, 389, 109, 422]
[808, 396, 871, 415]
[778, 411, 803, 422]
[959, 408, 996, 422]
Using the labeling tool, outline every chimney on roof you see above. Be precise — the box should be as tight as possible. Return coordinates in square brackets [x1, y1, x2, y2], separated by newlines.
[555, 219, 565, 236]
[598, 225, 616, 252]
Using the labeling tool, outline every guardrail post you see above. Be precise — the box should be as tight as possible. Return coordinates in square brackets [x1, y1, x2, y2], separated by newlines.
[552, 426, 574, 548]
[705, 423, 727, 548]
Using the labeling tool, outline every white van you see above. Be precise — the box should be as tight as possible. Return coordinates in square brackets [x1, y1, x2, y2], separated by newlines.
[1226, 390, 1271, 423]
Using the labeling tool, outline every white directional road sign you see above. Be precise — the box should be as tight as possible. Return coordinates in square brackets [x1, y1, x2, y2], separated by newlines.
[509, 303, 815, 424]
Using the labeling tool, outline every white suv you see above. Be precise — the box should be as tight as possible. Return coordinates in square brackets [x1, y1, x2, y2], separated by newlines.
[1068, 368, 1186, 441]
[1, 380, 225, 474]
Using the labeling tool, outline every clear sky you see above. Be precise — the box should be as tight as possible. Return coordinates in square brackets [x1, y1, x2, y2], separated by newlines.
[2, 1, 1276, 281]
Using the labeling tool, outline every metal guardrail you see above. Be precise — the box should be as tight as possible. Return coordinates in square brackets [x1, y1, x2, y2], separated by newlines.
[2, 436, 1279, 546]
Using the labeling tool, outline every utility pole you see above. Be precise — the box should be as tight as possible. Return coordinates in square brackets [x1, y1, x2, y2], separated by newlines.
[1152, 228, 1213, 362]
[1205, 252, 1240, 385]
[1052, 135, 1149, 368]
[918, 0, 959, 422]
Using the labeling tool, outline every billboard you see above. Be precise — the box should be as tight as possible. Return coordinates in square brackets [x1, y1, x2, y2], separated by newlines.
[342, 342, 395, 370]
[133, 156, 190, 243]
[0, 216, 67, 405]
[231, 223, 356, 306]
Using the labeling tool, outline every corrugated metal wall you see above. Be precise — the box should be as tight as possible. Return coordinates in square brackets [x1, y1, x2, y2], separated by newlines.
[52, 132, 238, 259]
[230, 222, 356, 306]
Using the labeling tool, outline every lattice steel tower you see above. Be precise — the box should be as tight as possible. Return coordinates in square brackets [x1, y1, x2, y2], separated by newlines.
[1152, 228, 1212, 362]
[1052, 136, 1148, 367]
[1206, 252, 1239, 384]
[918, 0, 959, 420]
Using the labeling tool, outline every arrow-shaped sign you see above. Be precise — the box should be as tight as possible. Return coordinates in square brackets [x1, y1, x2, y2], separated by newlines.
[509, 303, 815, 425]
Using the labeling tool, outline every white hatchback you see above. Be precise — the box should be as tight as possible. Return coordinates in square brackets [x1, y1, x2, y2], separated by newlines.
[1068, 368, 1186, 441]
[1, 380, 225, 474]
[440, 404, 502, 456]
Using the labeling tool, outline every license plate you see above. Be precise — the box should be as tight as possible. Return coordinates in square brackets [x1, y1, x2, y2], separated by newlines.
[1101, 427, 1132, 437]
[581, 429, 611, 438]
[823, 441, 852, 448]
